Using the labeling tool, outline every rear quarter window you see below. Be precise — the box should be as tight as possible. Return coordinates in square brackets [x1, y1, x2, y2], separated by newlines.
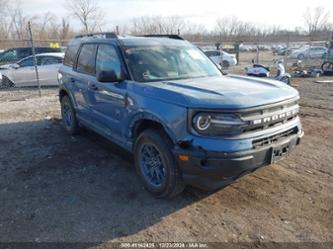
[76, 44, 97, 75]
[63, 41, 81, 67]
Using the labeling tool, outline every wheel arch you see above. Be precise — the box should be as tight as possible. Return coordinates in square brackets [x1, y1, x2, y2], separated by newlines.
[59, 89, 68, 101]
[130, 114, 176, 146]
[59, 87, 77, 109]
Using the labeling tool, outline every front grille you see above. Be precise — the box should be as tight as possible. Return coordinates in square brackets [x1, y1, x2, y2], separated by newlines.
[252, 127, 299, 148]
[240, 100, 299, 134]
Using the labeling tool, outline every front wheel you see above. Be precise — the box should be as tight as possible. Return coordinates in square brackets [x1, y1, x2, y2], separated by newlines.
[221, 60, 230, 69]
[134, 129, 185, 198]
[280, 76, 290, 84]
[0, 76, 14, 89]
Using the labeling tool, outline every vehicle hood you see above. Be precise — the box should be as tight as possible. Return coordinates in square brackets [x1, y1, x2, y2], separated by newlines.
[136, 75, 299, 109]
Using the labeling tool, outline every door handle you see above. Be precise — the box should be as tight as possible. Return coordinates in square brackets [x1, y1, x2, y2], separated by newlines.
[89, 84, 98, 91]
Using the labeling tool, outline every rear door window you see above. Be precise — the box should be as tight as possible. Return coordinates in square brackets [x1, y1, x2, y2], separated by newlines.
[76, 44, 97, 75]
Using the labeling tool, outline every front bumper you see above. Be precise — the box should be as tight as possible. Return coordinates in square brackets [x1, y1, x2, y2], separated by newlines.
[175, 131, 303, 190]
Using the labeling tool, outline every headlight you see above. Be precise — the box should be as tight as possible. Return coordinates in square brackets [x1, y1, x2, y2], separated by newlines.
[193, 113, 211, 131]
[57, 72, 63, 83]
[192, 112, 247, 136]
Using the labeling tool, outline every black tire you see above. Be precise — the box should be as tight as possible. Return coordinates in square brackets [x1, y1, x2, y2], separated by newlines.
[134, 129, 185, 198]
[60, 95, 80, 135]
[0, 76, 14, 89]
[222, 60, 230, 69]
[297, 54, 304, 60]
[280, 76, 290, 85]
[321, 62, 333, 72]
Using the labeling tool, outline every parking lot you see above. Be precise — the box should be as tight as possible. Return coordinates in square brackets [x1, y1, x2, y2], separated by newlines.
[0, 59, 333, 245]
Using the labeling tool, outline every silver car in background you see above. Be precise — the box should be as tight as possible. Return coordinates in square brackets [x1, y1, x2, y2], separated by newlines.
[0, 53, 64, 88]
[289, 46, 328, 60]
[204, 50, 237, 68]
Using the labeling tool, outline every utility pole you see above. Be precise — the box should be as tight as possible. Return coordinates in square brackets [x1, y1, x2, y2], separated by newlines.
[28, 21, 41, 97]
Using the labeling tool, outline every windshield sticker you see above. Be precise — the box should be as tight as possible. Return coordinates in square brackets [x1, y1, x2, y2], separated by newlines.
[187, 49, 203, 60]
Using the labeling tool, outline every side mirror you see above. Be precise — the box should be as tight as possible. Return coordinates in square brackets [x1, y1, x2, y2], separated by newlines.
[11, 63, 20, 69]
[97, 70, 123, 83]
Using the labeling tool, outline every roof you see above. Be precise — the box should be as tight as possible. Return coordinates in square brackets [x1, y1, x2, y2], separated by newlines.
[72, 33, 190, 47]
[120, 36, 191, 47]
[14, 53, 64, 64]
[34, 52, 65, 57]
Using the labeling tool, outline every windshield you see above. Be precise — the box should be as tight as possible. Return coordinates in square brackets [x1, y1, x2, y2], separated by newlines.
[0, 50, 18, 62]
[124, 45, 222, 82]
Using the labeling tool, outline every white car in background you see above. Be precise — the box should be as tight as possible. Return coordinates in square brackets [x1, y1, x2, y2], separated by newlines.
[289, 46, 328, 60]
[0, 53, 64, 88]
[204, 50, 237, 68]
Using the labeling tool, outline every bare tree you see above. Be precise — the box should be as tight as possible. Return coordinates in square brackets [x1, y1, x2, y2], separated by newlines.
[130, 15, 187, 35]
[303, 6, 330, 36]
[60, 18, 71, 40]
[7, 1, 37, 40]
[0, 0, 11, 39]
[65, 0, 103, 33]
[215, 16, 259, 42]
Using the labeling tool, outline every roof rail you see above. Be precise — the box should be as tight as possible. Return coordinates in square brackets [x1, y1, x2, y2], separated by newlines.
[75, 32, 118, 39]
[142, 34, 184, 40]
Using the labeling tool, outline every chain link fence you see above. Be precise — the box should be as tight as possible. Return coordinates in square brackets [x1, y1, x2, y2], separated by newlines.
[210, 40, 330, 76]
[0, 38, 68, 94]
[1, 36, 332, 92]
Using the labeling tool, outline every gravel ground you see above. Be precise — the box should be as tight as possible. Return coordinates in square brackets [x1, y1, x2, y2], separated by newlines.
[0, 76, 332, 247]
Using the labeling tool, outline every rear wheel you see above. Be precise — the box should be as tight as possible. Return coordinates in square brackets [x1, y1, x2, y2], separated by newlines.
[61, 95, 80, 135]
[134, 129, 185, 198]
[321, 62, 333, 71]
[297, 54, 305, 60]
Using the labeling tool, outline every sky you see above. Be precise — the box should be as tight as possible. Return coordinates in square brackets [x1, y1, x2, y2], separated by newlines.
[21, 0, 333, 31]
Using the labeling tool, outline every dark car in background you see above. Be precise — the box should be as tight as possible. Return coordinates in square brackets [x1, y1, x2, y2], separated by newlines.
[0, 47, 61, 65]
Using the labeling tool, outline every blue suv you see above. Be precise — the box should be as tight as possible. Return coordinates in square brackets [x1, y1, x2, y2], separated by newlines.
[58, 33, 303, 198]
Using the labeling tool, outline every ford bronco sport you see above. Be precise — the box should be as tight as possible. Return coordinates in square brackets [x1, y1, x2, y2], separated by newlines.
[58, 33, 303, 198]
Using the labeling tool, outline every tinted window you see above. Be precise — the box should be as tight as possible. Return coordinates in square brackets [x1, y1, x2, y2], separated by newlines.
[76, 44, 97, 75]
[0, 49, 18, 62]
[96, 45, 122, 78]
[18, 57, 34, 67]
[39, 56, 62, 65]
[63, 40, 81, 66]
[18, 48, 32, 58]
[205, 51, 220, 57]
